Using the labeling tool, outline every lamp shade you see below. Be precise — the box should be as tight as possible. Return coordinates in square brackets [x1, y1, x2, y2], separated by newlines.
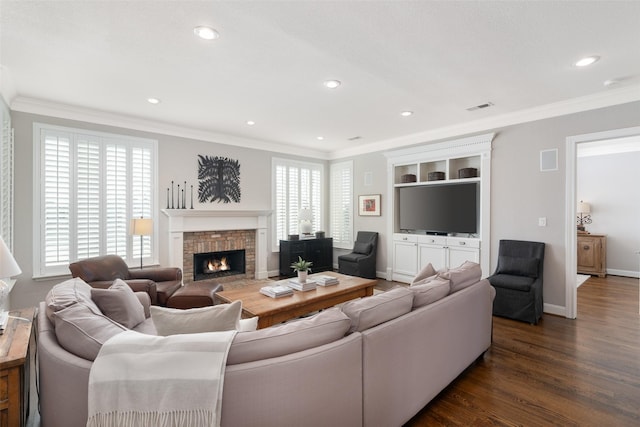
[0, 236, 21, 278]
[299, 208, 313, 222]
[577, 201, 591, 214]
[130, 218, 153, 236]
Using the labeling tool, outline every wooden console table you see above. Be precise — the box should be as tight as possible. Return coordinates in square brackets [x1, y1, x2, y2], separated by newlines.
[577, 233, 607, 277]
[0, 307, 35, 427]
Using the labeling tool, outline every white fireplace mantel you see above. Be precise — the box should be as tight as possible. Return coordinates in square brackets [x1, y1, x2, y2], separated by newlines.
[161, 209, 271, 280]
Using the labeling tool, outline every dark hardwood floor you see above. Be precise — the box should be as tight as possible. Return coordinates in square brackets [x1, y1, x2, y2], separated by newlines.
[397, 275, 640, 426]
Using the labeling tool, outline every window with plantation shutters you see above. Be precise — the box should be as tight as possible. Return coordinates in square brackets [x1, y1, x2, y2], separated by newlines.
[34, 124, 157, 277]
[272, 158, 323, 250]
[330, 161, 353, 249]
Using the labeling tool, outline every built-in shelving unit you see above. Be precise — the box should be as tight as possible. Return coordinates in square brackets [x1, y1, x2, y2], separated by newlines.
[385, 133, 494, 283]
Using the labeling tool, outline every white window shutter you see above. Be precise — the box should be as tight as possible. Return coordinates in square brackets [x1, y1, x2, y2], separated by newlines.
[330, 161, 353, 249]
[34, 124, 157, 277]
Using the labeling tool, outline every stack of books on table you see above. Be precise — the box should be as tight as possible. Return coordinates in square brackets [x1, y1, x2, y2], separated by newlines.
[260, 285, 294, 298]
[287, 278, 317, 291]
[313, 275, 340, 286]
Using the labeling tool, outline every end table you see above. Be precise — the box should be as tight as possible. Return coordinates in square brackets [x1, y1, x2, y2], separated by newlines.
[0, 307, 35, 427]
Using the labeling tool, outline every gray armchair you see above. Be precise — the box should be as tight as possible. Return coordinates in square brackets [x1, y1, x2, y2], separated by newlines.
[338, 231, 378, 279]
[488, 239, 545, 324]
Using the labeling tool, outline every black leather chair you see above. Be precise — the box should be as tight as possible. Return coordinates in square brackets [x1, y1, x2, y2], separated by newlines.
[338, 231, 378, 279]
[488, 240, 545, 324]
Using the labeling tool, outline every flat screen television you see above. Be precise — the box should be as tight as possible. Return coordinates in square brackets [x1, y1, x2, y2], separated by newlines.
[398, 182, 478, 234]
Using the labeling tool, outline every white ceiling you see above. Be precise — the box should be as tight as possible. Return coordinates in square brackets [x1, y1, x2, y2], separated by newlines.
[2, 1, 640, 159]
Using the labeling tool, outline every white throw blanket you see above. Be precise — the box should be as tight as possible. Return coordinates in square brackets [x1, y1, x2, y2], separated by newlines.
[87, 329, 237, 427]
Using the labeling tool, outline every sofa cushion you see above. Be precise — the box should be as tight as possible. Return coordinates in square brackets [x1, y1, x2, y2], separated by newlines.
[489, 274, 536, 292]
[52, 302, 127, 361]
[439, 261, 482, 294]
[409, 277, 450, 308]
[353, 242, 372, 255]
[149, 300, 242, 336]
[496, 256, 539, 278]
[341, 286, 414, 333]
[45, 277, 100, 321]
[227, 308, 350, 365]
[91, 279, 146, 329]
[411, 262, 436, 285]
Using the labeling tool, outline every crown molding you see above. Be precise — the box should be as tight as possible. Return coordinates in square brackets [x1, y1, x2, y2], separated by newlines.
[10, 97, 330, 160]
[329, 84, 640, 159]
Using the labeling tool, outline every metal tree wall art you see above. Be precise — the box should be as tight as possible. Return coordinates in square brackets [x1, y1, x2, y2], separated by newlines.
[197, 155, 241, 203]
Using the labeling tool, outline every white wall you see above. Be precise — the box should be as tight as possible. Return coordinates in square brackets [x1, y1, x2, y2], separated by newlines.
[9, 111, 325, 309]
[577, 151, 640, 276]
[7, 101, 640, 312]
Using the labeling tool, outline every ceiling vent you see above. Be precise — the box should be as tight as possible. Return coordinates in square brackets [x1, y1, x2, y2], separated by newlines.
[466, 102, 494, 112]
[348, 136, 362, 141]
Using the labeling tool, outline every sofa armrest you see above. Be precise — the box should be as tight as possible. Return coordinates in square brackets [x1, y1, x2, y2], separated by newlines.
[129, 267, 182, 283]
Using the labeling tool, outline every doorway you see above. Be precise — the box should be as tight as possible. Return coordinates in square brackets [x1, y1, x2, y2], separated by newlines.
[565, 125, 640, 318]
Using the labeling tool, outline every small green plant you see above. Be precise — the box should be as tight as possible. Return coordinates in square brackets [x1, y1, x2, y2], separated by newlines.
[290, 256, 313, 272]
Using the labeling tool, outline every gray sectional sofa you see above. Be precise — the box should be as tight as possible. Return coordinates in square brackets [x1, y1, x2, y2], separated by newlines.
[37, 262, 494, 427]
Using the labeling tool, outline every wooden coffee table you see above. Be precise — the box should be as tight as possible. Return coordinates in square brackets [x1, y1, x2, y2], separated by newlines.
[215, 272, 376, 329]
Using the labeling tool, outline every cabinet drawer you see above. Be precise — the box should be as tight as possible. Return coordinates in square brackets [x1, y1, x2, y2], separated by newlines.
[394, 233, 417, 243]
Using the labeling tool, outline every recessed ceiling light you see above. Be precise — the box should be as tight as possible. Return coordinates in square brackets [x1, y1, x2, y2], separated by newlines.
[147, 98, 160, 104]
[323, 80, 341, 89]
[316, 136, 324, 141]
[246, 120, 255, 126]
[400, 111, 413, 117]
[194, 26, 219, 40]
[574, 56, 600, 67]
[603, 79, 620, 87]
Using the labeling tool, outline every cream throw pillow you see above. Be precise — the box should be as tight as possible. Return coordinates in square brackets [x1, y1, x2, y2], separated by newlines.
[150, 300, 242, 336]
[411, 263, 436, 286]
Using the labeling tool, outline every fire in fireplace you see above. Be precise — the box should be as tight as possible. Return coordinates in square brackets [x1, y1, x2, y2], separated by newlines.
[194, 249, 246, 281]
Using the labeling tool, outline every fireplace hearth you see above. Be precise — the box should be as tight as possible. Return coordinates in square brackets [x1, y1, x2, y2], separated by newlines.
[194, 250, 245, 281]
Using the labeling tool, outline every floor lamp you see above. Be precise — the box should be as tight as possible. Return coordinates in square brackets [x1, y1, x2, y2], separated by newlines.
[0, 236, 21, 329]
[131, 218, 153, 269]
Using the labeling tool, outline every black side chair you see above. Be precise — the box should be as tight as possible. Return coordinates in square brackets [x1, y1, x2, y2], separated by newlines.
[338, 231, 378, 279]
[488, 239, 545, 324]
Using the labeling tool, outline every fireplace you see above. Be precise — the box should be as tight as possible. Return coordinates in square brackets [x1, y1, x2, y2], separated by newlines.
[194, 249, 246, 281]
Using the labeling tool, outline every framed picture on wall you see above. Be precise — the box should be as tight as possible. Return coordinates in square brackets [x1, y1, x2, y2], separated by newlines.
[359, 194, 381, 216]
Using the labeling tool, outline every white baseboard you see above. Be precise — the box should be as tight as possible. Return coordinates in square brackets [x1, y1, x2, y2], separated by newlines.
[544, 303, 567, 318]
[607, 268, 640, 278]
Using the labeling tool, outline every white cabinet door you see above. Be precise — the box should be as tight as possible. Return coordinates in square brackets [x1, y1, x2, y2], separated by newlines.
[393, 241, 418, 276]
[448, 246, 480, 269]
[419, 244, 446, 272]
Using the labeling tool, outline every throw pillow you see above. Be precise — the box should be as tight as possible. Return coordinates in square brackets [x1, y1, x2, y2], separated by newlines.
[341, 286, 414, 333]
[496, 256, 539, 278]
[227, 308, 350, 365]
[91, 279, 146, 329]
[411, 262, 437, 285]
[439, 261, 482, 294]
[353, 242, 372, 254]
[52, 302, 127, 361]
[409, 277, 450, 308]
[238, 317, 259, 332]
[45, 277, 101, 321]
[150, 300, 242, 336]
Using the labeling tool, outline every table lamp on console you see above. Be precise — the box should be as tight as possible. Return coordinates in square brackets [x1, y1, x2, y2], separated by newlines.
[0, 236, 21, 329]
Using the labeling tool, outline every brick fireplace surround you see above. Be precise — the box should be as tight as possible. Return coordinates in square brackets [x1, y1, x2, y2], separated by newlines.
[161, 209, 270, 283]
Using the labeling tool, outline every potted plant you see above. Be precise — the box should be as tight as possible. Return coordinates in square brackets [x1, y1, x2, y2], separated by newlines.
[290, 256, 313, 282]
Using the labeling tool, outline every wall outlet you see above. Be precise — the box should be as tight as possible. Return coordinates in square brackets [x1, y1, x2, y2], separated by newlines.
[538, 217, 547, 227]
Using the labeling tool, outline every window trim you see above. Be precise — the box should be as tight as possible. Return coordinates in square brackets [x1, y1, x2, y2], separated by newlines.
[271, 157, 324, 252]
[33, 123, 158, 278]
